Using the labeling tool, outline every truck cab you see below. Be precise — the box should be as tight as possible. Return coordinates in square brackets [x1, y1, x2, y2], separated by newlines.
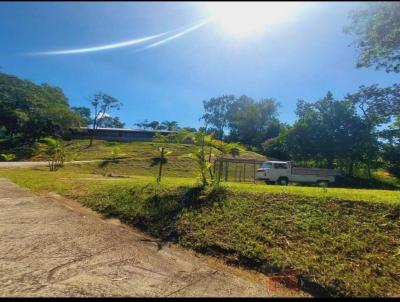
[256, 161, 291, 185]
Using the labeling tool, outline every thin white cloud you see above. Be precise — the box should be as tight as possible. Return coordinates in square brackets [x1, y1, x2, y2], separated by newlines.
[144, 19, 210, 49]
[24, 18, 210, 56]
[26, 32, 168, 56]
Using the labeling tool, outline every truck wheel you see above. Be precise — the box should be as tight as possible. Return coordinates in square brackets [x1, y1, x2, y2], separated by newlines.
[277, 177, 289, 186]
[317, 180, 329, 187]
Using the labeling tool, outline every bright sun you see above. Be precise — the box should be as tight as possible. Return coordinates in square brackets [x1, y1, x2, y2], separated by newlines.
[201, 2, 304, 37]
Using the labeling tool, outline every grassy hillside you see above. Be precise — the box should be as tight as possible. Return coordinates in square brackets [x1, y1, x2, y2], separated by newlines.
[63, 139, 266, 161]
[0, 167, 399, 297]
[27, 139, 265, 178]
[0, 139, 399, 297]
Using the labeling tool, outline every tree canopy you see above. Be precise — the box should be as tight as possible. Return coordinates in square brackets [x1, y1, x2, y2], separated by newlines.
[97, 115, 125, 128]
[202, 94, 282, 150]
[345, 2, 400, 72]
[0, 71, 83, 142]
[134, 120, 180, 131]
[262, 91, 379, 175]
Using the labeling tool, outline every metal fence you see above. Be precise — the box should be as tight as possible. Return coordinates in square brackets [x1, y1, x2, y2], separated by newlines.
[213, 158, 265, 183]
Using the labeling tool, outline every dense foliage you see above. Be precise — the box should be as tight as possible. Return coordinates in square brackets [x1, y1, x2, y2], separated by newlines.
[345, 2, 400, 73]
[263, 91, 378, 174]
[202, 95, 282, 149]
[135, 120, 180, 131]
[0, 71, 83, 142]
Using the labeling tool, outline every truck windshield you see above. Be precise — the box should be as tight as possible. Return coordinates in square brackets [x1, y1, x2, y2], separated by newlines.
[261, 162, 272, 169]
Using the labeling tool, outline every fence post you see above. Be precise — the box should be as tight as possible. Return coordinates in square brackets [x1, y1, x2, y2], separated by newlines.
[218, 159, 223, 183]
[253, 161, 256, 183]
[234, 164, 237, 182]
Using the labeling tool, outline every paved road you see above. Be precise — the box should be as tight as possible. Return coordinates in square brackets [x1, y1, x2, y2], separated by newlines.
[0, 178, 282, 297]
[0, 160, 100, 168]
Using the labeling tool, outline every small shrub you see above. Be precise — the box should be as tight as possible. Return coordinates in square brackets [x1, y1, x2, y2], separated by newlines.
[0, 153, 16, 161]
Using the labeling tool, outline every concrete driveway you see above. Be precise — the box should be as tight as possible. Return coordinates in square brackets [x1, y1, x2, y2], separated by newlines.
[0, 177, 291, 297]
[0, 160, 100, 168]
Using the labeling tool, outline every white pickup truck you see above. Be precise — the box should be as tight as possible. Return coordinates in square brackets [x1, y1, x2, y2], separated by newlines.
[255, 161, 340, 185]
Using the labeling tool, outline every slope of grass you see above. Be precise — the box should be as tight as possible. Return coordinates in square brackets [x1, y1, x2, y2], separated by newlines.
[2, 167, 396, 297]
[33, 139, 266, 162]
[71, 182, 400, 297]
[1, 163, 400, 204]
[0, 143, 399, 297]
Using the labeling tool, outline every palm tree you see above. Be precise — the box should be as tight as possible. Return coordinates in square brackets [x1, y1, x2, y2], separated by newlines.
[161, 121, 179, 131]
[176, 129, 243, 187]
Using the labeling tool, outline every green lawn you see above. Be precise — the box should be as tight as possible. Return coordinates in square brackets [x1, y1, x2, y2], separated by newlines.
[2, 163, 399, 204]
[0, 139, 399, 297]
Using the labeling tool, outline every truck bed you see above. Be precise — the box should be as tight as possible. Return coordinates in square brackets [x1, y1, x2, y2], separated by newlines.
[292, 167, 340, 176]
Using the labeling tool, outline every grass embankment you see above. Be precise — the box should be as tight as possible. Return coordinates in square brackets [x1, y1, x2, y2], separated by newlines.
[6, 138, 398, 190]
[73, 182, 400, 297]
[1, 140, 399, 297]
[11, 139, 265, 179]
[2, 164, 399, 204]
[0, 164, 399, 297]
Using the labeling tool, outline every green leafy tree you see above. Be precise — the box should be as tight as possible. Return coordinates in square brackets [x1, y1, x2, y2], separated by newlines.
[71, 106, 91, 127]
[381, 115, 400, 177]
[160, 120, 179, 131]
[226, 95, 281, 149]
[151, 132, 175, 183]
[176, 129, 242, 187]
[97, 116, 125, 128]
[0, 71, 83, 142]
[262, 125, 291, 161]
[345, 3, 400, 177]
[135, 120, 160, 130]
[176, 129, 210, 187]
[135, 120, 179, 131]
[37, 137, 69, 171]
[202, 95, 281, 147]
[346, 84, 400, 177]
[345, 2, 400, 73]
[111, 146, 124, 161]
[263, 92, 379, 176]
[180, 127, 197, 133]
[202, 95, 235, 139]
[88, 92, 122, 147]
[345, 84, 400, 125]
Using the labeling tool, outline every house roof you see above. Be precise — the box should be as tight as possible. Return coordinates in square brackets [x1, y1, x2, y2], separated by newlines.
[79, 127, 177, 133]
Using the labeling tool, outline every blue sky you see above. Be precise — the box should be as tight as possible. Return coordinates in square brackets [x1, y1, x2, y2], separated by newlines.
[0, 2, 398, 128]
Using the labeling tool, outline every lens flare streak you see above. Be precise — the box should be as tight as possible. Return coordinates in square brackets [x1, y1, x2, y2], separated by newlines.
[144, 19, 210, 49]
[25, 19, 209, 56]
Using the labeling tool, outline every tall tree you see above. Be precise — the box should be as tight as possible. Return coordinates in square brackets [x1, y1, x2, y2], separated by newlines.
[345, 84, 400, 125]
[345, 84, 400, 177]
[0, 71, 82, 142]
[262, 92, 378, 175]
[134, 120, 179, 131]
[202, 95, 235, 139]
[345, 3, 400, 177]
[226, 95, 281, 149]
[71, 106, 91, 127]
[160, 120, 179, 131]
[88, 92, 122, 147]
[97, 115, 125, 128]
[381, 115, 400, 176]
[345, 2, 400, 72]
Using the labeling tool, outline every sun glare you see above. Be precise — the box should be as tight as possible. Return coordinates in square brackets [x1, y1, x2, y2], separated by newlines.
[202, 2, 304, 37]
